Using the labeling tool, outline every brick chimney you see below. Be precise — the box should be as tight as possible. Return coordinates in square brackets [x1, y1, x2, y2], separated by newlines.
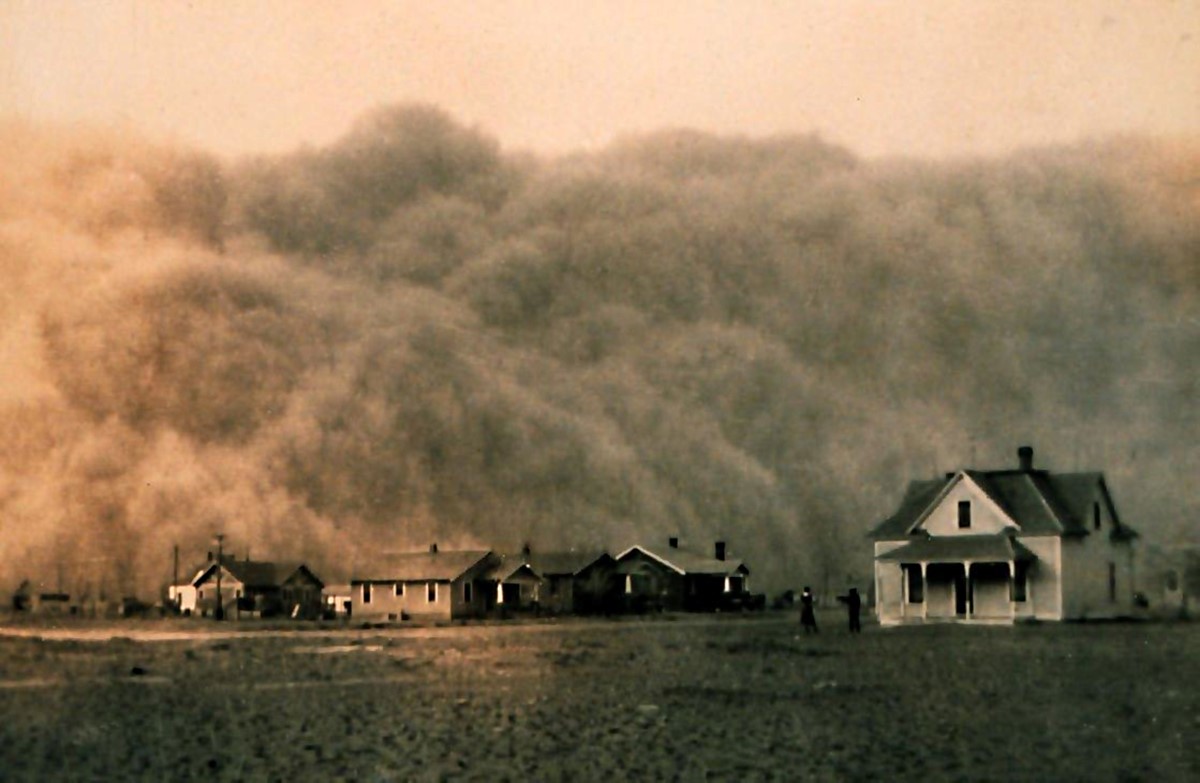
[1018, 446, 1034, 472]
[668, 536, 679, 549]
[714, 541, 726, 562]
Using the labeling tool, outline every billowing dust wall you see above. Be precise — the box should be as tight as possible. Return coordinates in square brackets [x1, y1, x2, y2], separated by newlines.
[0, 107, 1196, 597]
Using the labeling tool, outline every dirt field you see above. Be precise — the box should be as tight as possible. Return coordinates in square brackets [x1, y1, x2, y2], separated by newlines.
[0, 613, 1196, 782]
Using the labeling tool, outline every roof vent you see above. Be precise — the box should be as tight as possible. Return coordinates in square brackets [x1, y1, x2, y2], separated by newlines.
[1018, 446, 1034, 472]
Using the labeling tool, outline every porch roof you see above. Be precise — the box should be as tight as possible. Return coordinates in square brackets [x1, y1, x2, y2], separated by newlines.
[877, 535, 1038, 564]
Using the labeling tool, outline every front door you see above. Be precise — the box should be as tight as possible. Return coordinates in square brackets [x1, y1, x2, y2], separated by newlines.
[954, 571, 968, 616]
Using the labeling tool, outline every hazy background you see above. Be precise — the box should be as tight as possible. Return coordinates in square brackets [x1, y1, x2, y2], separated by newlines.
[0, 2, 1196, 599]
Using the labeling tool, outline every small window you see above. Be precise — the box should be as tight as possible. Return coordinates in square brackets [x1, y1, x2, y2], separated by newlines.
[427, 582, 437, 603]
[363, 583, 372, 604]
[464, 582, 472, 603]
[1093, 502, 1101, 531]
[957, 500, 971, 529]
[394, 583, 404, 598]
[906, 566, 924, 603]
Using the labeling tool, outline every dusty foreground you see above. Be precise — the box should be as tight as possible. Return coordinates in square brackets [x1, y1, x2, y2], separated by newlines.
[0, 615, 1196, 782]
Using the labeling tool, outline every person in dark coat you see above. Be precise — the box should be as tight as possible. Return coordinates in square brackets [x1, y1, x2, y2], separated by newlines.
[799, 586, 818, 634]
[845, 587, 862, 633]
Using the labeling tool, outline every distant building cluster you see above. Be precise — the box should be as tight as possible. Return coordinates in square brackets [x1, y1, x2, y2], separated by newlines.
[154, 538, 762, 622]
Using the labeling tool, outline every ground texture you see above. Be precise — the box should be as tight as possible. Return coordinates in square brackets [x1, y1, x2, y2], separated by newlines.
[0, 613, 1196, 781]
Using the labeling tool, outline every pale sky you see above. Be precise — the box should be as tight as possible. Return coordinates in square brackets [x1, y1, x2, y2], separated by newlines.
[2, 1, 1197, 158]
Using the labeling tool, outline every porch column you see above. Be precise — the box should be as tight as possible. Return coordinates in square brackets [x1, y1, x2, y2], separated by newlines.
[964, 561, 973, 620]
[1008, 561, 1015, 621]
[496, 582, 505, 604]
[920, 562, 928, 621]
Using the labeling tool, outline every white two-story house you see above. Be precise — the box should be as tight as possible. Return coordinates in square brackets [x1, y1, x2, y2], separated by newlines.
[871, 446, 1138, 624]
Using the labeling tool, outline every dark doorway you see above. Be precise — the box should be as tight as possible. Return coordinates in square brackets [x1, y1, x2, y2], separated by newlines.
[955, 570, 969, 616]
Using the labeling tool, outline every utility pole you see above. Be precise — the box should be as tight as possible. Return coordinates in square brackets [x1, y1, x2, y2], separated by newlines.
[215, 533, 225, 621]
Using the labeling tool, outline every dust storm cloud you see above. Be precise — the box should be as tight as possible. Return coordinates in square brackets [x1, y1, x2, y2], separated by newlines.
[0, 106, 1195, 598]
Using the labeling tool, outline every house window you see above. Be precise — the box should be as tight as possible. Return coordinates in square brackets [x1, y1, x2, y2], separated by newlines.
[906, 566, 924, 603]
[394, 583, 404, 598]
[427, 582, 437, 603]
[464, 582, 472, 603]
[1108, 562, 1117, 603]
[362, 583, 372, 604]
[957, 500, 971, 529]
[1093, 502, 1101, 531]
[723, 576, 731, 593]
[625, 574, 633, 594]
[1011, 563, 1028, 602]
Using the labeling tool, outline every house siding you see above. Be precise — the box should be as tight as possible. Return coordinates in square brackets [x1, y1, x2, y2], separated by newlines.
[1017, 536, 1062, 620]
[351, 562, 492, 622]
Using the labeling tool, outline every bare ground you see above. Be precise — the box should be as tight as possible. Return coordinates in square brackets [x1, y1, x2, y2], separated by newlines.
[0, 613, 1196, 782]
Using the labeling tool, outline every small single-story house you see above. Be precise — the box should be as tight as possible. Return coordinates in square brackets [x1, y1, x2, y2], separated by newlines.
[615, 539, 751, 612]
[193, 558, 325, 620]
[167, 564, 210, 615]
[350, 545, 497, 621]
[870, 446, 1139, 625]
[485, 555, 543, 612]
[525, 551, 619, 615]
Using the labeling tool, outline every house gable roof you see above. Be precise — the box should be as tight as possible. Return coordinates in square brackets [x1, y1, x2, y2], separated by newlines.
[194, 560, 323, 590]
[614, 545, 749, 576]
[485, 557, 543, 583]
[525, 551, 614, 577]
[870, 467, 1135, 541]
[352, 551, 494, 583]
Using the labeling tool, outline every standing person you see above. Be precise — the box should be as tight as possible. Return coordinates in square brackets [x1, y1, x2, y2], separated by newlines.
[800, 586, 818, 634]
[845, 587, 862, 633]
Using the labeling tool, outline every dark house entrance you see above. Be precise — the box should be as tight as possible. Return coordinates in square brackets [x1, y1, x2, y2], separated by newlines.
[955, 571, 969, 616]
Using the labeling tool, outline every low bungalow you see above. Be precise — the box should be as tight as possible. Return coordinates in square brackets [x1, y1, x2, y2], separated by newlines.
[871, 446, 1139, 625]
[615, 539, 751, 612]
[486, 554, 543, 612]
[193, 558, 325, 620]
[350, 545, 497, 621]
[526, 551, 619, 615]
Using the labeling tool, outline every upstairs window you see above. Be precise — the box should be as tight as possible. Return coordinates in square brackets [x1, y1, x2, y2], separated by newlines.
[394, 583, 404, 598]
[362, 583, 372, 604]
[427, 582, 437, 603]
[957, 500, 971, 529]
